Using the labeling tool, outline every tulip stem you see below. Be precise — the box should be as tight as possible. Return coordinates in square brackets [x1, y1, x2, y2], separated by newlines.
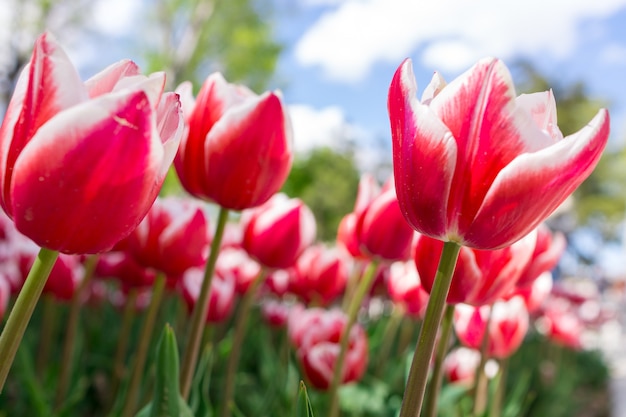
[375, 307, 405, 377]
[219, 268, 269, 417]
[490, 358, 508, 417]
[473, 306, 493, 416]
[423, 304, 455, 417]
[399, 241, 461, 417]
[0, 247, 59, 392]
[328, 260, 379, 417]
[36, 295, 58, 376]
[120, 272, 167, 417]
[55, 254, 98, 410]
[180, 206, 230, 399]
[109, 288, 138, 409]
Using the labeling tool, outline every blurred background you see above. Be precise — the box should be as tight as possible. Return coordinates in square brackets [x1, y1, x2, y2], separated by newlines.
[1, 0, 626, 414]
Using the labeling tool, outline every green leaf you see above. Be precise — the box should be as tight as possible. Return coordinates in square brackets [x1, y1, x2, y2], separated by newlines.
[135, 324, 193, 417]
[296, 381, 315, 417]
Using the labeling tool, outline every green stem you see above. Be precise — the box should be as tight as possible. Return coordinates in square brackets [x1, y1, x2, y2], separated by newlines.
[120, 272, 167, 417]
[36, 295, 58, 377]
[109, 288, 138, 408]
[54, 255, 97, 409]
[328, 260, 379, 417]
[473, 306, 493, 416]
[490, 358, 508, 417]
[398, 241, 461, 417]
[375, 307, 405, 377]
[423, 304, 455, 417]
[0, 247, 59, 392]
[180, 206, 229, 400]
[219, 268, 268, 417]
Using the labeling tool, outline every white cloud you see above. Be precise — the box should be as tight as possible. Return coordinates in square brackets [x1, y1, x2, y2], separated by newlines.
[288, 104, 350, 153]
[91, 0, 142, 37]
[599, 43, 626, 66]
[288, 104, 387, 171]
[295, 0, 626, 82]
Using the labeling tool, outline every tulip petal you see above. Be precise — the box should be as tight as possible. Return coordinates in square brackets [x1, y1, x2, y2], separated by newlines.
[465, 109, 609, 249]
[11, 90, 162, 254]
[0, 32, 87, 215]
[84, 59, 141, 98]
[389, 59, 456, 239]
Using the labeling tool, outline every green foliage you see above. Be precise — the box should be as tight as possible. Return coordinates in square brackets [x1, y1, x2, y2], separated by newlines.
[296, 381, 315, 417]
[141, 0, 282, 91]
[135, 324, 193, 417]
[281, 148, 361, 242]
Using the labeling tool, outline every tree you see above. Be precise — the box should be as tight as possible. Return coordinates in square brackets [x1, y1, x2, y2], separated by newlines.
[140, 0, 282, 92]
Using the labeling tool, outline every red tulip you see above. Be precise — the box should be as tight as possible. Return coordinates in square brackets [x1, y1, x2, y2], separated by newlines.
[180, 267, 236, 323]
[388, 58, 609, 250]
[242, 194, 316, 269]
[415, 232, 535, 305]
[515, 224, 565, 288]
[442, 347, 481, 385]
[288, 307, 368, 390]
[454, 296, 529, 359]
[95, 251, 157, 289]
[356, 187, 414, 262]
[387, 260, 429, 319]
[509, 271, 553, 313]
[120, 196, 210, 279]
[0, 33, 183, 254]
[216, 246, 261, 295]
[175, 74, 293, 210]
[291, 244, 350, 306]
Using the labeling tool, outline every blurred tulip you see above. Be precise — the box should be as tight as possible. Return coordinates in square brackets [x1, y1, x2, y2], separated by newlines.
[442, 347, 481, 385]
[120, 197, 210, 279]
[0, 33, 183, 254]
[216, 246, 261, 295]
[260, 299, 292, 328]
[415, 232, 535, 305]
[288, 307, 368, 390]
[95, 251, 157, 289]
[387, 260, 429, 319]
[0, 277, 9, 320]
[180, 267, 236, 323]
[515, 224, 566, 288]
[242, 194, 316, 269]
[454, 296, 530, 359]
[388, 58, 609, 250]
[509, 271, 553, 313]
[174, 73, 293, 210]
[291, 245, 350, 306]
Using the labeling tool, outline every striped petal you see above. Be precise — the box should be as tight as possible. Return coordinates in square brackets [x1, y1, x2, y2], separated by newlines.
[389, 59, 456, 239]
[465, 109, 609, 249]
[0, 32, 87, 215]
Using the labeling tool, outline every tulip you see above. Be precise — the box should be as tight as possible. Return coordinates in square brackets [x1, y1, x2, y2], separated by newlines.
[242, 194, 316, 269]
[287, 307, 368, 390]
[174, 73, 293, 211]
[454, 296, 530, 359]
[414, 232, 535, 306]
[291, 244, 350, 306]
[356, 187, 415, 262]
[387, 260, 429, 319]
[515, 224, 566, 288]
[442, 347, 481, 385]
[180, 267, 236, 323]
[120, 196, 210, 280]
[0, 33, 183, 254]
[388, 58, 609, 250]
